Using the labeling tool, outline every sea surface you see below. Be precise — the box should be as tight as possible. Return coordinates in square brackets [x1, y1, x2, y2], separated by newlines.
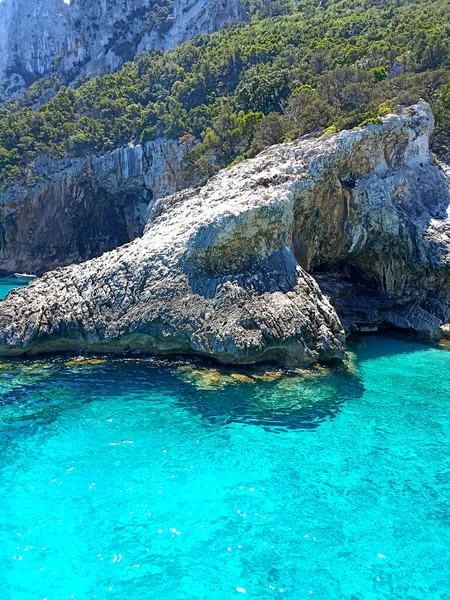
[0, 277, 29, 299]
[0, 281, 449, 599]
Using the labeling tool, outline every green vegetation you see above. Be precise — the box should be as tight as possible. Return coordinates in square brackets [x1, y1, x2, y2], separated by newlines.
[144, 0, 175, 34]
[1, 0, 450, 188]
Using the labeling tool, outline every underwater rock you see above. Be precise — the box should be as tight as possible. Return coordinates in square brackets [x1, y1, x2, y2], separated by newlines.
[65, 358, 107, 368]
[176, 363, 327, 390]
[252, 371, 284, 382]
[229, 373, 256, 384]
[177, 365, 234, 390]
[0, 102, 449, 363]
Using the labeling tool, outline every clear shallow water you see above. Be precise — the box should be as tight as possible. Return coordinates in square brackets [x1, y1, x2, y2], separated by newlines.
[0, 337, 449, 600]
[0, 277, 29, 299]
[0, 277, 450, 599]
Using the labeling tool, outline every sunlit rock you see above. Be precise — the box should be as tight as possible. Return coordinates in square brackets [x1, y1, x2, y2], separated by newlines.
[0, 103, 449, 364]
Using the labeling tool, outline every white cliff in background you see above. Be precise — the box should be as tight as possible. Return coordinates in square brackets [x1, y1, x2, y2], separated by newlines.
[0, 0, 69, 99]
[0, 0, 247, 101]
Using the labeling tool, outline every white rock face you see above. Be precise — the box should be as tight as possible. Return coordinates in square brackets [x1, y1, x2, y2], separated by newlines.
[139, 0, 246, 51]
[0, 0, 247, 100]
[0, 102, 447, 364]
[0, 0, 69, 99]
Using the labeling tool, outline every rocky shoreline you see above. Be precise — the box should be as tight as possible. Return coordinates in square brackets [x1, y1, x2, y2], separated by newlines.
[0, 102, 449, 366]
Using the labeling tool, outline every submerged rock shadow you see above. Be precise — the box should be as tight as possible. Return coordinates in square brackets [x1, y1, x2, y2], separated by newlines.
[173, 363, 366, 432]
[347, 332, 448, 361]
[0, 356, 366, 437]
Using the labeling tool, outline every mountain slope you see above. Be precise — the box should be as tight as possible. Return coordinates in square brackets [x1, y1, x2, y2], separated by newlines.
[0, 0, 246, 101]
[1, 0, 449, 191]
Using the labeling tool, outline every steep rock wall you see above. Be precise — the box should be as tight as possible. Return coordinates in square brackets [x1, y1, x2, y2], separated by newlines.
[0, 0, 69, 99]
[0, 138, 185, 274]
[0, 102, 448, 364]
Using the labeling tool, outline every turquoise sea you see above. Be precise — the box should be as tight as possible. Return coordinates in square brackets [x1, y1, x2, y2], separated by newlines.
[0, 280, 449, 599]
[0, 277, 29, 300]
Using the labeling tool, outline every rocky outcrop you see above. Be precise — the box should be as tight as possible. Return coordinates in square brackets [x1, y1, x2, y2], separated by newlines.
[62, 0, 247, 81]
[0, 0, 247, 101]
[0, 101, 449, 365]
[0, 138, 185, 274]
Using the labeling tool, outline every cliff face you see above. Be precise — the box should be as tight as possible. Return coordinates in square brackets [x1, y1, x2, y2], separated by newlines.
[0, 138, 185, 274]
[0, 0, 247, 100]
[0, 0, 69, 99]
[62, 0, 247, 81]
[0, 102, 448, 365]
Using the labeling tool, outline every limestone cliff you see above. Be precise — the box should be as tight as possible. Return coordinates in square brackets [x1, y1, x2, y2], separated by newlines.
[0, 0, 247, 101]
[0, 0, 69, 100]
[0, 102, 448, 365]
[0, 138, 185, 274]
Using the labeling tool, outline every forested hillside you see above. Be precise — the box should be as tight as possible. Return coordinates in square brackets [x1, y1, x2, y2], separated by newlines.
[1, 0, 449, 189]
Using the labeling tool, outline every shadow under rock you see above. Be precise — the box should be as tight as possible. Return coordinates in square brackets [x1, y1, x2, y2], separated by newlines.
[172, 364, 366, 432]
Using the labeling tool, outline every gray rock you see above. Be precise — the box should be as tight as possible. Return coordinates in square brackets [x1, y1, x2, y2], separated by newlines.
[390, 58, 406, 77]
[0, 138, 185, 274]
[0, 0, 69, 100]
[0, 101, 449, 364]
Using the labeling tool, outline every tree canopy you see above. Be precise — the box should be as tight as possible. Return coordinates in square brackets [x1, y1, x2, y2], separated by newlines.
[1, 0, 450, 189]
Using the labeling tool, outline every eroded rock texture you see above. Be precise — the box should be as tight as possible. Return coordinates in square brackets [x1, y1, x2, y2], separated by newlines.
[0, 0, 69, 100]
[0, 102, 449, 364]
[0, 138, 184, 274]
